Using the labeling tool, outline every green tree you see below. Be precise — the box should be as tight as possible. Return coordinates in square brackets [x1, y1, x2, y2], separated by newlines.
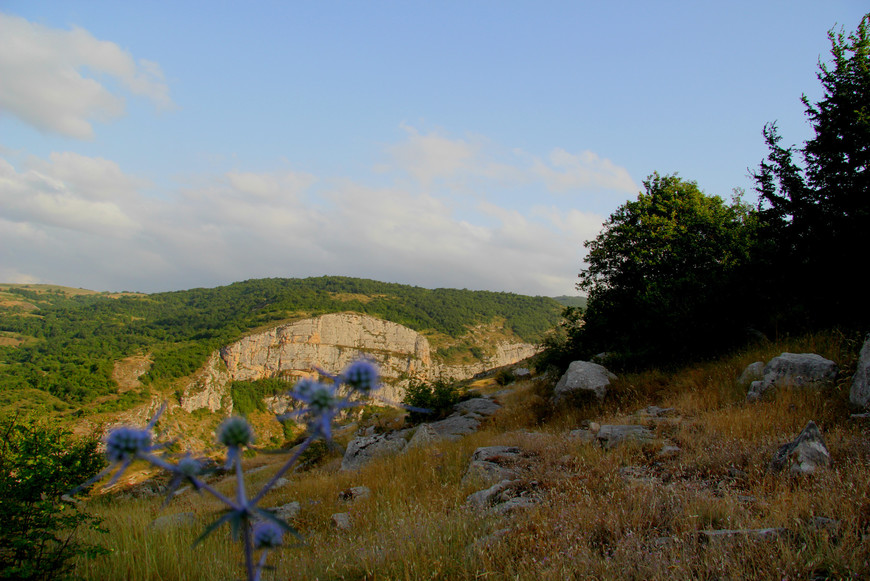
[576, 173, 759, 368]
[754, 13, 870, 329]
[0, 415, 107, 579]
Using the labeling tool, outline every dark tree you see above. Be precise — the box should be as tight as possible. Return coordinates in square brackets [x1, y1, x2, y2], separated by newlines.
[576, 173, 759, 368]
[754, 13, 870, 329]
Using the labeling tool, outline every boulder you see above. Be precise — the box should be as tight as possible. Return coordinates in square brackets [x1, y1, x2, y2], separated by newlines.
[341, 432, 407, 471]
[850, 336, 870, 410]
[465, 479, 518, 510]
[428, 413, 481, 441]
[331, 512, 351, 530]
[405, 423, 439, 449]
[769, 421, 831, 475]
[596, 425, 653, 449]
[700, 528, 785, 543]
[272, 501, 301, 521]
[553, 361, 615, 402]
[455, 397, 501, 418]
[463, 446, 523, 486]
[747, 353, 839, 401]
[737, 361, 765, 387]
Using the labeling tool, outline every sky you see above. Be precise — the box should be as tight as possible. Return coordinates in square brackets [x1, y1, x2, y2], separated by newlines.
[1, 1, 867, 297]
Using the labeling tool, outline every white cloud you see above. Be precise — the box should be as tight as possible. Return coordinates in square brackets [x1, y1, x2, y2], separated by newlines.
[0, 157, 140, 236]
[531, 148, 638, 193]
[0, 13, 172, 139]
[0, 127, 624, 296]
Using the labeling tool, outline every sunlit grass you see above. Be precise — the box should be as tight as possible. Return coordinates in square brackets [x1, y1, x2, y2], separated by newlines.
[73, 332, 870, 579]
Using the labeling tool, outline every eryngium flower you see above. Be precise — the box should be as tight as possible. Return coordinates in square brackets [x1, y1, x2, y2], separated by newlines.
[106, 427, 152, 463]
[218, 416, 254, 448]
[342, 359, 379, 394]
[252, 521, 283, 549]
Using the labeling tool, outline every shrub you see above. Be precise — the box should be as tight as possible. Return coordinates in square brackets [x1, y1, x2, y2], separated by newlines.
[402, 378, 466, 424]
[0, 414, 107, 580]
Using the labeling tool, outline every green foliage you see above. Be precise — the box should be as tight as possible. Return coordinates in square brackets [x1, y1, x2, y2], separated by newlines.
[0, 414, 107, 580]
[230, 378, 290, 416]
[0, 278, 562, 409]
[402, 378, 467, 424]
[753, 13, 870, 331]
[575, 173, 760, 368]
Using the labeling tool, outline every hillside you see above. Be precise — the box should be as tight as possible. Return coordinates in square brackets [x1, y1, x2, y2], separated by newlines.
[0, 277, 563, 423]
[64, 331, 870, 579]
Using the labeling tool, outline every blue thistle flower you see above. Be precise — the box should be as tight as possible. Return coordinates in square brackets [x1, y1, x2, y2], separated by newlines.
[218, 416, 254, 469]
[342, 359, 380, 394]
[252, 521, 283, 549]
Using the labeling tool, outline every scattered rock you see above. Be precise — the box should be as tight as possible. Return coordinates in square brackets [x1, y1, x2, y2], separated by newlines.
[463, 446, 523, 486]
[850, 336, 870, 410]
[747, 353, 839, 401]
[514, 368, 530, 377]
[553, 361, 616, 402]
[331, 512, 352, 530]
[657, 443, 681, 457]
[272, 501, 301, 521]
[148, 512, 197, 531]
[455, 397, 501, 418]
[596, 425, 654, 449]
[769, 421, 831, 475]
[470, 446, 522, 463]
[491, 495, 538, 515]
[339, 486, 371, 502]
[341, 432, 407, 471]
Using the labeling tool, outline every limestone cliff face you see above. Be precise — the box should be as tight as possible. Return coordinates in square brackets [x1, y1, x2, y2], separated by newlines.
[182, 312, 538, 412]
[180, 352, 233, 413]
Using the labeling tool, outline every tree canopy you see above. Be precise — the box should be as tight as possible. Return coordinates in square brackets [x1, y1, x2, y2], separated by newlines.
[574, 173, 758, 367]
[754, 13, 870, 330]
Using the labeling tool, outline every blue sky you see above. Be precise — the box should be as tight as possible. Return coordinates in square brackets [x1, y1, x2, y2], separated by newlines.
[1, 1, 866, 296]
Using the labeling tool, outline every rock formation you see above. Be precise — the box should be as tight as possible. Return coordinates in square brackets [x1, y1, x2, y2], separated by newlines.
[182, 312, 538, 412]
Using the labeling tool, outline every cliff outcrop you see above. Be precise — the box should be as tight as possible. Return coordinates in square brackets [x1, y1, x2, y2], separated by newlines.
[182, 312, 538, 412]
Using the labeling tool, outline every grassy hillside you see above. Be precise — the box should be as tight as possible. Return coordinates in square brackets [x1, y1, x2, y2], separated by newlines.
[0, 277, 562, 417]
[68, 331, 870, 579]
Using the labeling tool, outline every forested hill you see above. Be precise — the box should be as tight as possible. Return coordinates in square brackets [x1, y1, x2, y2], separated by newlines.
[0, 277, 562, 413]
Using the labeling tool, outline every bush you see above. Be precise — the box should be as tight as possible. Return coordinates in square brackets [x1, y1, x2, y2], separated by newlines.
[402, 378, 466, 424]
[0, 414, 107, 580]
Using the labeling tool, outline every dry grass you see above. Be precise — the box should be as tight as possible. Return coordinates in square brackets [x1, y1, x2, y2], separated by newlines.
[72, 332, 870, 580]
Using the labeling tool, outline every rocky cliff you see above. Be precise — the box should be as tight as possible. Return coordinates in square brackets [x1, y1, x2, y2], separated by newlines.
[181, 312, 539, 412]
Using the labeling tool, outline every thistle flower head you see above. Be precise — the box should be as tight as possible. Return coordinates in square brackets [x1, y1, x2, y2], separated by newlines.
[252, 521, 283, 549]
[176, 456, 202, 478]
[343, 359, 379, 394]
[217, 416, 254, 448]
[106, 427, 152, 463]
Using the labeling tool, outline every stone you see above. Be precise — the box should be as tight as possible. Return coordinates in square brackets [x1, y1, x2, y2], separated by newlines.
[850, 336, 870, 410]
[596, 425, 654, 449]
[462, 461, 518, 486]
[331, 512, 352, 530]
[405, 423, 439, 449]
[737, 361, 765, 387]
[491, 496, 538, 515]
[465, 479, 518, 510]
[148, 512, 197, 531]
[455, 397, 501, 418]
[568, 429, 595, 442]
[341, 432, 407, 470]
[637, 405, 676, 419]
[428, 413, 481, 441]
[553, 360, 615, 402]
[769, 421, 831, 475]
[747, 353, 839, 401]
[470, 446, 522, 463]
[272, 501, 301, 521]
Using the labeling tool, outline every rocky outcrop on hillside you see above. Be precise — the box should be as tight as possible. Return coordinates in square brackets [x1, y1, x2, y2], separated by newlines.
[181, 312, 538, 412]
